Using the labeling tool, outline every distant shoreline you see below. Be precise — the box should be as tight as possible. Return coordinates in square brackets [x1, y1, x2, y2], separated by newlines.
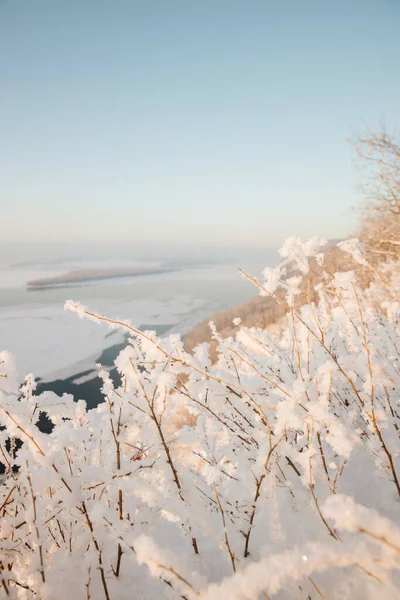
[26, 266, 179, 290]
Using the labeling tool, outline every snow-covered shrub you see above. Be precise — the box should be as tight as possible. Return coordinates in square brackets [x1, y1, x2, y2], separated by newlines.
[1, 238, 400, 599]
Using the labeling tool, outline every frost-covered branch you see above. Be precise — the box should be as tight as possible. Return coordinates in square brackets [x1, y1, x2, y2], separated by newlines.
[1, 238, 400, 598]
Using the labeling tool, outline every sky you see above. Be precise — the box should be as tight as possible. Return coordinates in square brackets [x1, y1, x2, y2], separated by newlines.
[1, 0, 400, 251]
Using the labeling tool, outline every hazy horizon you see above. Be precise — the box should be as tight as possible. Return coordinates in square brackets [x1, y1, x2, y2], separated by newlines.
[0, 239, 282, 265]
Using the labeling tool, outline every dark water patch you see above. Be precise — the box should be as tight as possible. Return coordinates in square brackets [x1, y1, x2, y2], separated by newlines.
[11, 324, 174, 440]
[96, 341, 128, 367]
[36, 411, 56, 434]
[105, 330, 119, 339]
[68, 368, 96, 383]
[97, 325, 174, 366]
[138, 324, 174, 336]
[36, 366, 121, 417]
[35, 336, 130, 419]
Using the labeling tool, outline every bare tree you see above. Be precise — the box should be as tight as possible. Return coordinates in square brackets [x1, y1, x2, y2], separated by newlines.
[351, 125, 400, 261]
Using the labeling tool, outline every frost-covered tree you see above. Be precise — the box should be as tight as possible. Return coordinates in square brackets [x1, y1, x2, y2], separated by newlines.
[352, 126, 400, 262]
[1, 237, 400, 599]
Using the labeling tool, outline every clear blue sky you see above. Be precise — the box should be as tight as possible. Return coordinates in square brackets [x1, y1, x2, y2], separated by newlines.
[1, 0, 400, 248]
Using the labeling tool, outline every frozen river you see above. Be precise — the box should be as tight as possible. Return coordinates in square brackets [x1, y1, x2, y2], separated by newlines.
[0, 256, 272, 387]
